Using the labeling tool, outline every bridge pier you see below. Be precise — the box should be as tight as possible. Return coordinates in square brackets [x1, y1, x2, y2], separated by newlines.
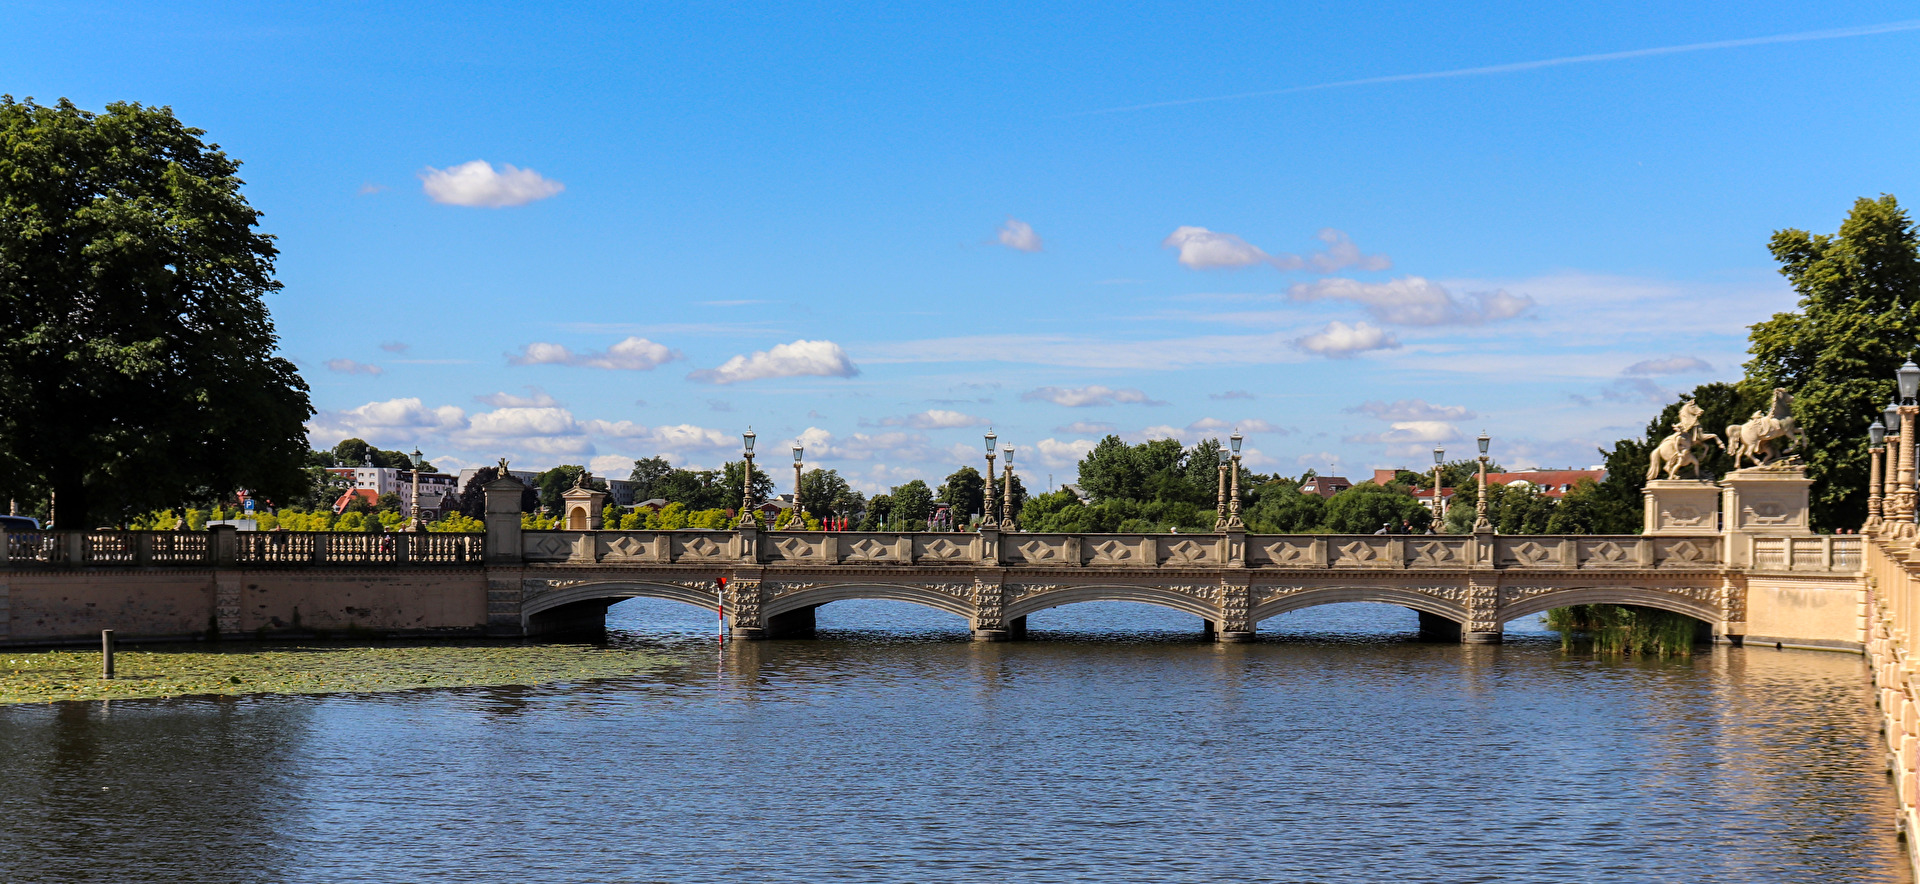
[1462, 628, 1504, 644]
[764, 606, 817, 639]
[1417, 611, 1462, 642]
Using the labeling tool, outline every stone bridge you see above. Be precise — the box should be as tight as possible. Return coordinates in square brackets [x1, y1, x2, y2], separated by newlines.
[499, 522, 1857, 644]
[0, 468, 1870, 649]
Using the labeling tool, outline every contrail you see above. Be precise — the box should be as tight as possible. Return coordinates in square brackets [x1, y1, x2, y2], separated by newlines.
[1071, 19, 1920, 116]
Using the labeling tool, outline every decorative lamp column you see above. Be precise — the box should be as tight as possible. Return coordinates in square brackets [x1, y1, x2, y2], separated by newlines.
[1896, 362, 1920, 538]
[1226, 430, 1245, 529]
[739, 428, 760, 528]
[1869, 420, 1887, 531]
[1214, 448, 1230, 531]
[1885, 399, 1902, 522]
[1001, 445, 1017, 531]
[409, 447, 425, 529]
[981, 430, 999, 529]
[1432, 445, 1447, 525]
[792, 445, 805, 530]
[1473, 432, 1493, 533]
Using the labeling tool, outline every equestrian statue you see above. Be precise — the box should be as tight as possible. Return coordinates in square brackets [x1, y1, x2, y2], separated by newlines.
[1646, 400, 1722, 481]
[1726, 387, 1806, 469]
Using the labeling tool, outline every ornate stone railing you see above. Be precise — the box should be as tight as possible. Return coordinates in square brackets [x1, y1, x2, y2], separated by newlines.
[0, 530, 484, 568]
[1866, 538, 1920, 864]
[515, 529, 1730, 570]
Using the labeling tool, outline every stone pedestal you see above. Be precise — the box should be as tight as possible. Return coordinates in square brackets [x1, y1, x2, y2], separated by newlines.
[1643, 479, 1721, 536]
[560, 485, 608, 530]
[1720, 467, 1814, 535]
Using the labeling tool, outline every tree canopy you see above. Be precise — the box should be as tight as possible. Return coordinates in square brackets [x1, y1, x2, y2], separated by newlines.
[0, 97, 313, 527]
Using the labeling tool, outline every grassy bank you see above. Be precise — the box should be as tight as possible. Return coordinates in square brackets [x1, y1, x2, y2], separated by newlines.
[1546, 604, 1705, 657]
[0, 642, 673, 704]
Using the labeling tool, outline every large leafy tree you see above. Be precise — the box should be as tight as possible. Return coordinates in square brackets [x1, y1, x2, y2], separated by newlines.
[937, 466, 985, 522]
[1746, 195, 1920, 530]
[797, 467, 858, 521]
[0, 98, 313, 526]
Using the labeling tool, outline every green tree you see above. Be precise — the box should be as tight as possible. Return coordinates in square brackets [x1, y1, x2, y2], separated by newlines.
[937, 466, 986, 522]
[1444, 481, 1556, 535]
[1544, 479, 1629, 535]
[1746, 195, 1920, 530]
[1242, 479, 1328, 533]
[797, 468, 855, 521]
[1323, 483, 1432, 534]
[0, 98, 314, 527]
[859, 493, 894, 531]
[890, 480, 935, 530]
[534, 465, 607, 516]
[720, 460, 775, 512]
[626, 456, 673, 500]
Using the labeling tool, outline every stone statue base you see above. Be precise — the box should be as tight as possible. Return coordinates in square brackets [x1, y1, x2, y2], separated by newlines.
[1720, 466, 1813, 535]
[1642, 479, 1720, 536]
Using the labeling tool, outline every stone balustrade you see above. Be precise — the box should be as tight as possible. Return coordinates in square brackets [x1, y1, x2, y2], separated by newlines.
[0, 528, 484, 568]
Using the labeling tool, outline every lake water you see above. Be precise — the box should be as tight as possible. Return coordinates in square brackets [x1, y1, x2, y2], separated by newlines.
[0, 600, 1908, 883]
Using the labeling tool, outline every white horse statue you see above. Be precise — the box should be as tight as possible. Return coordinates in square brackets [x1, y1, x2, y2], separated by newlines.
[1646, 401, 1721, 480]
[1726, 387, 1805, 468]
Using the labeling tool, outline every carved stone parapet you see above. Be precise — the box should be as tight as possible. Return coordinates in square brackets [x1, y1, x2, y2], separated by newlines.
[1643, 479, 1721, 536]
[1720, 467, 1813, 536]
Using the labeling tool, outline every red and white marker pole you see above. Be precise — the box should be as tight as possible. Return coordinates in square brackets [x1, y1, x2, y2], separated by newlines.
[716, 576, 728, 643]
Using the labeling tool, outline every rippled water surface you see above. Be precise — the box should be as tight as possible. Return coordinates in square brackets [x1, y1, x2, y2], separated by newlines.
[0, 600, 1907, 883]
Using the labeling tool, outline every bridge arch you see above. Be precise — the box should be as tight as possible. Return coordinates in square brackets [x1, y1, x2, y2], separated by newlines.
[1001, 585, 1218, 623]
[1250, 586, 1468, 627]
[761, 583, 975, 621]
[1496, 585, 1722, 625]
[521, 580, 720, 634]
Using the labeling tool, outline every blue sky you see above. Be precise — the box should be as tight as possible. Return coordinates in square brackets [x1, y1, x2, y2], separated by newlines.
[9, 2, 1918, 492]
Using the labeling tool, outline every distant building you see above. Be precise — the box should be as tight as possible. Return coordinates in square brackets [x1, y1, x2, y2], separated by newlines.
[328, 466, 458, 502]
[1300, 476, 1352, 498]
[1487, 469, 1607, 498]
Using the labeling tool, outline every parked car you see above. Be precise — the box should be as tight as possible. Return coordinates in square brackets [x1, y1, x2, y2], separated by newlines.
[0, 515, 41, 532]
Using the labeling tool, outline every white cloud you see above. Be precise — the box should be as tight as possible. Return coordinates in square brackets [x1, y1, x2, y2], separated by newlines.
[1306, 228, 1392, 273]
[1624, 356, 1712, 376]
[1289, 276, 1534, 325]
[1297, 451, 1342, 468]
[790, 427, 935, 463]
[510, 337, 682, 371]
[1055, 420, 1117, 434]
[475, 388, 560, 408]
[997, 218, 1043, 253]
[1187, 417, 1288, 436]
[420, 160, 565, 208]
[1163, 226, 1276, 269]
[324, 358, 383, 376]
[1210, 390, 1255, 401]
[1020, 385, 1167, 407]
[465, 406, 585, 440]
[642, 424, 737, 451]
[307, 398, 466, 447]
[1163, 226, 1388, 273]
[689, 339, 860, 384]
[378, 342, 409, 353]
[873, 409, 991, 429]
[1031, 437, 1098, 470]
[1345, 421, 1459, 445]
[1347, 399, 1477, 422]
[1295, 320, 1400, 357]
[590, 454, 637, 476]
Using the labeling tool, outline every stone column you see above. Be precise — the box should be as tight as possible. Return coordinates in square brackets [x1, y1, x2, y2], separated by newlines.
[1889, 405, 1904, 538]
[1463, 575, 1501, 644]
[1218, 580, 1254, 642]
[1869, 444, 1886, 531]
[972, 573, 1007, 641]
[482, 477, 526, 564]
[727, 577, 765, 640]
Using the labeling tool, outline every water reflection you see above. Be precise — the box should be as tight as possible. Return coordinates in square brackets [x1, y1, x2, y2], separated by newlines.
[0, 600, 1904, 883]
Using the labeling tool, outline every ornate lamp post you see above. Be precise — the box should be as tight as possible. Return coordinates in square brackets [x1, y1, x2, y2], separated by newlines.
[1869, 420, 1887, 531]
[792, 445, 805, 530]
[409, 447, 425, 530]
[1894, 363, 1920, 538]
[981, 429, 999, 530]
[1474, 432, 1492, 533]
[1432, 445, 1446, 525]
[1214, 447, 1230, 531]
[1885, 399, 1902, 523]
[739, 428, 759, 528]
[1001, 445, 1017, 531]
[1227, 430, 1244, 529]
